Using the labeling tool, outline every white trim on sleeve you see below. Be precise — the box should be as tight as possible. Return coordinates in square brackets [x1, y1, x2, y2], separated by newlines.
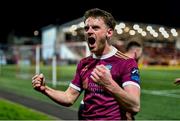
[122, 81, 140, 89]
[69, 83, 81, 92]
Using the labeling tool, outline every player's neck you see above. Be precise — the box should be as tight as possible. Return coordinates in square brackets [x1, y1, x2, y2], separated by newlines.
[102, 44, 112, 55]
[93, 46, 117, 59]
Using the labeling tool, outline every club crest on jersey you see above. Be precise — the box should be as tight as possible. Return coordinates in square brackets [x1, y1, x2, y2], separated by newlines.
[105, 64, 112, 70]
[130, 67, 140, 83]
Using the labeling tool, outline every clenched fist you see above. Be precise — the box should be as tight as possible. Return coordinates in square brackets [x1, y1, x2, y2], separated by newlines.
[90, 64, 113, 86]
[32, 73, 46, 92]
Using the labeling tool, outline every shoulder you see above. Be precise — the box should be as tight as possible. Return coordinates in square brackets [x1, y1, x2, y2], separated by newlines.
[114, 51, 138, 67]
[115, 51, 131, 60]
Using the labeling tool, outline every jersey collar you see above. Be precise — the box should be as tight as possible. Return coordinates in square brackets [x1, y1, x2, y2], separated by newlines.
[92, 46, 117, 59]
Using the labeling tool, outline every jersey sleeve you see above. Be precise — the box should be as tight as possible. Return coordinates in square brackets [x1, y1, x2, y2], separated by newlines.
[69, 61, 83, 92]
[121, 59, 140, 88]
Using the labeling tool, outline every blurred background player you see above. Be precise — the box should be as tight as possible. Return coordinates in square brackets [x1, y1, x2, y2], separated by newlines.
[125, 40, 143, 62]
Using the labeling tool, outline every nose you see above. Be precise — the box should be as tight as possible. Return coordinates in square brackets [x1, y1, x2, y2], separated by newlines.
[85, 27, 93, 35]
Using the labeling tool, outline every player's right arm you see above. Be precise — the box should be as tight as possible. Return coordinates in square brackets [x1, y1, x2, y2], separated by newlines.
[32, 74, 80, 107]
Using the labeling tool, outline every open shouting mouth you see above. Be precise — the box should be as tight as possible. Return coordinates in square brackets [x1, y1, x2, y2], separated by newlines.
[88, 37, 96, 46]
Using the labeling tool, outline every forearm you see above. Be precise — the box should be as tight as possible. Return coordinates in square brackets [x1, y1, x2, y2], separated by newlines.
[43, 86, 74, 107]
[32, 74, 78, 107]
[104, 80, 140, 113]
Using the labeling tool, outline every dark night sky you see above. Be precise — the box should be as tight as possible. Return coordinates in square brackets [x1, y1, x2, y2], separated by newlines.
[0, 0, 180, 44]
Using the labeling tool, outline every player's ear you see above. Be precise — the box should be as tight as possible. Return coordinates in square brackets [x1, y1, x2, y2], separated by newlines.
[106, 28, 113, 38]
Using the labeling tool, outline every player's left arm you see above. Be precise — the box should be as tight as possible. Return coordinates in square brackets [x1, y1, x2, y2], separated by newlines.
[105, 79, 140, 114]
[91, 64, 140, 114]
[123, 84, 140, 113]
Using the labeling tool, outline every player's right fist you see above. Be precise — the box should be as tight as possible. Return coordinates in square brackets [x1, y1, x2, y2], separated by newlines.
[32, 73, 46, 92]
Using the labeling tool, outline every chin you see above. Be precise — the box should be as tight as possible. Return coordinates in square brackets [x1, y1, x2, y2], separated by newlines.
[90, 49, 95, 53]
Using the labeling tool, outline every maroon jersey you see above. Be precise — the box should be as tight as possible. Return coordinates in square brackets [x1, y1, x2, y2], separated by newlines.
[70, 46, 140, 120]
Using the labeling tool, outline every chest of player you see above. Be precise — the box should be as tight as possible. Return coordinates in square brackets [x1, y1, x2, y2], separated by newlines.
[80, 60, 123, 91]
